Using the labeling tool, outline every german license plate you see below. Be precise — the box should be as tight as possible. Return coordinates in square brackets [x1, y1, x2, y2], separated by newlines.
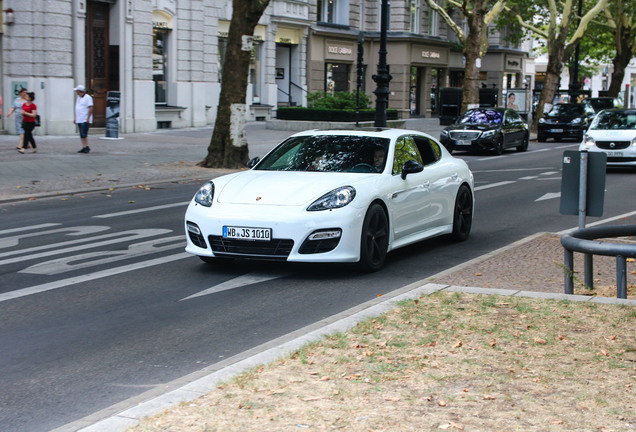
[456, 140, 472, 146]
[550, 128, 563, 133]
[223, 226, 271, 241]
[607, 151, 624, 157]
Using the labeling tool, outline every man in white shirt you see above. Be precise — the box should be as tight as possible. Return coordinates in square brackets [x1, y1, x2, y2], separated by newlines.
[74, 84, 94, 153]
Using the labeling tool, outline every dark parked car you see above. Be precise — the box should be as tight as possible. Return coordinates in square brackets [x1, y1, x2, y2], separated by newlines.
[582, 97, 623, 113]
[439, 108, 529, 155]
[537, 103, 596, 142]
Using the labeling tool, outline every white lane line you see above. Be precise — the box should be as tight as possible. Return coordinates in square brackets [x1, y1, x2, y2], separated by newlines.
[180, 272, 292, 301]
[94, 202, 191, 219]
[0, 223, 60, 235]
[0, 252, 191, 303]
[474, 181, 516, 191]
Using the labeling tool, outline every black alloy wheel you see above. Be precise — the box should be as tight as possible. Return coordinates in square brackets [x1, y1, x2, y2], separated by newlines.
[451, 185, 473, 242]
[516, 133, 529, 152]
[493, 136, 504, 155]
[358, 203, 389, 272]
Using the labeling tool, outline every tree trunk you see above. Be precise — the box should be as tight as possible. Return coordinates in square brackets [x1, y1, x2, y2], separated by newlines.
[199, 0, 270, 168]
[531, 44, 564, 132]
[460, 1, 486, 112]
[461, 35, 481, 113]
[608, 19, 634, 98]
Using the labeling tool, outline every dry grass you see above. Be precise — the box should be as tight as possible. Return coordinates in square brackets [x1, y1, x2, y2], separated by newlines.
[130, 291, 636, 432]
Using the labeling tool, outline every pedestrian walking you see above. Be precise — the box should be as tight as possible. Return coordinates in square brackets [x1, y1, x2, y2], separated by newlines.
[74, 84, 93, 154]
[20, 92, 37, 154]
[7, 88, 28, 151]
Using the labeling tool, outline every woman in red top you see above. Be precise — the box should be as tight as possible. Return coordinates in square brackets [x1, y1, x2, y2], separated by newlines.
[19, 92, 37, 153]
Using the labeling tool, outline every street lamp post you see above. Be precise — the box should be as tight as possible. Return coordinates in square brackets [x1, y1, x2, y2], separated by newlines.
[372, 0, 392, 127]
[356, 31, 364, 128]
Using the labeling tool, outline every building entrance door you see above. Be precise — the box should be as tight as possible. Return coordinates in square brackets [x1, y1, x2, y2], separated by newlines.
[86, 1, 110, 127]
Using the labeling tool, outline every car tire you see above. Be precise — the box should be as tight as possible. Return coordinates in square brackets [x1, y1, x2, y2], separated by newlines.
[493, 137, 504, 155]
[358, 203, 389, 272]
[450, 185, 473, 242]
[516, 133, 529, 152]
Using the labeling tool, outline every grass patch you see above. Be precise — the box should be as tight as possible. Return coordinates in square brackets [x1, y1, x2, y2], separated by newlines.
[130, 292, 635, 432]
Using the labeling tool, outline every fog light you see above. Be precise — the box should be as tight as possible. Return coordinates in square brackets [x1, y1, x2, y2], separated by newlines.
[187, 222, 201, 235]
[308, 230, 342, 240]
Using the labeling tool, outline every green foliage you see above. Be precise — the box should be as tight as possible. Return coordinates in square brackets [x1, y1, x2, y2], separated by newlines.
[307, 91, 372, 110]
[276, 107, 398, 122]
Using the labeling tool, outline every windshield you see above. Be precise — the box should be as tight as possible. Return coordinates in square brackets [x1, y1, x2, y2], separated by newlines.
[254, 135, 391, 173]
[590, 111, 636, 130]
[458, 109, 502, 125]
[587, 99, 615, 110]
[548, 104, 583, 116]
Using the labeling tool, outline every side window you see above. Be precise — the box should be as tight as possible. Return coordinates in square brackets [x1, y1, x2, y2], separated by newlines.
[392, 136, 423, 175]
[413, 135, 440, 166]
[507, 110, 521, 123]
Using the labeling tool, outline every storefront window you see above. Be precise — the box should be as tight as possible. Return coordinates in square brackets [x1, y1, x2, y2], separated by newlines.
[153, 28, 169, 104]
[325, 63, 350, 94]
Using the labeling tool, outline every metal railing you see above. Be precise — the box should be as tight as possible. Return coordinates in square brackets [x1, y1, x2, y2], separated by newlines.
[561, 225, 636, 299]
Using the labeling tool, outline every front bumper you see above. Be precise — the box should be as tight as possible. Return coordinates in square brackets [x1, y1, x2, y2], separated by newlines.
[184, 200, 367, 263]
[440, 135, 498, 152]
[537, 124, 586, 139]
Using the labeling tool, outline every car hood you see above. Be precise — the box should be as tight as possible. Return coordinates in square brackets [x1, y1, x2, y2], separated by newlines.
[447, 123, 497, 132]
[586, 129, 636, 140]
[215, 170, 370, 206]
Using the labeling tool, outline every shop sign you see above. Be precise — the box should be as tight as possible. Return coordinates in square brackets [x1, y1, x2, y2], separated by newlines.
[328, 45, 353, 55]
[421, 50, 441, 59]
[326, 40, 354, 59]
[505, 55, 522, 71]
[152, 10, 173, 30]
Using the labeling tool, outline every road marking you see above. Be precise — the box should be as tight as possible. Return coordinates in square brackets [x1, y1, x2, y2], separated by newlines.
[21, 235, 184, 275]
[180, 272, 292, 301]
[536, 192, 561, 202]
[474, 181, 516, 191]
[0, 252, 192, 303]
[0, 226, 110, 249]
[0, 223, 60, 235]
[0, 229, 171, 263]
[94, 202, 191, 218]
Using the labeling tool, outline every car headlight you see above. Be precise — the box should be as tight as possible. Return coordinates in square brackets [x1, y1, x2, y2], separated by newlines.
[481, 130, 496, 138]
[538, 118, 546, 124]
[307, 186, 356, 212]
[571, 118, 583, 125]
[582, 134, 595, 149]
[440, 129, 449, 137]
[194, 182, 214, 207]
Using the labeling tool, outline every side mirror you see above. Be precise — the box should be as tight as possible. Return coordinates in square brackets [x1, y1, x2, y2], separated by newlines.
[247, 157, 260, 168]
[401, 160, 424, 180]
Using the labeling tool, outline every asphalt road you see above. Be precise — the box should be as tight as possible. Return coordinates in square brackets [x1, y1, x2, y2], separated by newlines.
[1, 140, 635, 431]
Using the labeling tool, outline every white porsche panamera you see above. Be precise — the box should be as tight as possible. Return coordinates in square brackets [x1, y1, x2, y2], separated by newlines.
[185, 128, 474, 271]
